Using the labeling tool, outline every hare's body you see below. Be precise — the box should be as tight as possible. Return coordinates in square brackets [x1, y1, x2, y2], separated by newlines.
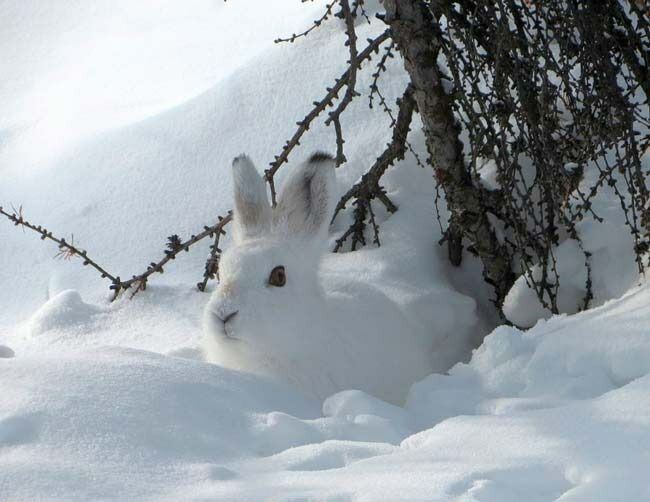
[202, 154, 435, 403]
[204, 265, 435, 403]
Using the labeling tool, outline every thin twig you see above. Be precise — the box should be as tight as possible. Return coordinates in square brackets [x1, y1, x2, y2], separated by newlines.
[274, 0, 340, 44]
[197, 211, 233, 292]
[0, 205, 119, 284]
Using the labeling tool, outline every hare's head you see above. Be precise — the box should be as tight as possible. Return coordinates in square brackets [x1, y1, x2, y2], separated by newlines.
[204, 152, 335, 347]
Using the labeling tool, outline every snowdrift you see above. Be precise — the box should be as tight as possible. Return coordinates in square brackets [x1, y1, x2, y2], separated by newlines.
[3, 284, 650, 500]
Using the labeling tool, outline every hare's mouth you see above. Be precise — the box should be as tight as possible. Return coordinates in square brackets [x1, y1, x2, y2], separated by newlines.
[223, 322, 238, 340]
[222, 311, 239, 339]
[209, 311, 240, 341]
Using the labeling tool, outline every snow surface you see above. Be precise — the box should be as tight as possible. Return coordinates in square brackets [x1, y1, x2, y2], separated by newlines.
[1, 1, 649, 500]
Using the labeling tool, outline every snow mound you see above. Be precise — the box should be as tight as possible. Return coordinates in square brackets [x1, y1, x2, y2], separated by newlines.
[409, 283, 650, 426]
[209, 284, 650, 501]
[0, 347, 319, 499]
[29, 289, 103, 337]
[4, 284, 650, 500]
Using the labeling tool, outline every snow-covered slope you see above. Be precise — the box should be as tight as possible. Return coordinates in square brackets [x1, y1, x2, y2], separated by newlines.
[1, 1, 649, 500]
[0, 0, 332, 164]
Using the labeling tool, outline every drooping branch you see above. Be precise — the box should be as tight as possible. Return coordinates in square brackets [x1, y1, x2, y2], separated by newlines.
[0, 13, 389, 304]
[327, 0, 360, 166]
[274, 0, 339, 44]
[197, 211, 233, 292]
[332, 84, 415, 251]
[332, 116, 347, 166]
[265, 29, 391, 205]
[368, 39, 396, 109]
[326, 0, 360, 125]
[396, 0, 648, 317]
[609, 1, 650, 101]
[352, 0, 371, 23]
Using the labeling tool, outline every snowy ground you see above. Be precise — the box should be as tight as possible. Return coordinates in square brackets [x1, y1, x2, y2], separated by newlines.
[1, 2, 649, 500]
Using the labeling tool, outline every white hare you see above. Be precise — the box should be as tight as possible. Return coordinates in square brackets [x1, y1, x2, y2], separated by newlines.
[202, 153, 439, 404]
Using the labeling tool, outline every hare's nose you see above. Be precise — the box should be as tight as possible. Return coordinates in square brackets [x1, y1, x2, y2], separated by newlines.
[218, 311, 239, 325]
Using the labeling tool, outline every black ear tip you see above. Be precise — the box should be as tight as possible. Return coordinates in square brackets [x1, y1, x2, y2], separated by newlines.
[308, 151, 335, 163]
[233, 153, 250, 166]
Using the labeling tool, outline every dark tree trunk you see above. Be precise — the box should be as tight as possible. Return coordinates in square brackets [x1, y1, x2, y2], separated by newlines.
[382, 0, 515, 306]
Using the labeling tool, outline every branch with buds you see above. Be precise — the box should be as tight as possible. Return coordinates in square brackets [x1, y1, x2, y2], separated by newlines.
[110, 212, 233, 300]
[0, 205, 120, 285]
[0, 204, 232, 301]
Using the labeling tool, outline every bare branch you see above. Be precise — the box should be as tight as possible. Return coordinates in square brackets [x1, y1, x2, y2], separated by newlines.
[274, 1, 339, 44]
[112, 212, 233, 300]
[333, 84, 415, 251]
[0, 204, 232, 301]
[326, 0, 360, 127]
[265, 29, 391, 205]
[0, 205, 120, 285]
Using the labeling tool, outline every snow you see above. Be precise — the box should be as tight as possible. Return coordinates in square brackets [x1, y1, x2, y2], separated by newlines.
[5, 287, 650, 500]
[0, 0, 330, 166]
[1, 1, 649, 500]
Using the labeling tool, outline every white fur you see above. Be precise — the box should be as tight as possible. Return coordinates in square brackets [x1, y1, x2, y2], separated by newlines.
[232, 154, 272, 241]
[202, 154, 434, 404]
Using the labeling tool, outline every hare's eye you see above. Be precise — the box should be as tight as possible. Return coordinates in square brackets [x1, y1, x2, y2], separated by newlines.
[268, 266, 286, 287]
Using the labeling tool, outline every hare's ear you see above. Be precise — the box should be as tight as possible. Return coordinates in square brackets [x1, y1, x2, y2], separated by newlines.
[232, 154, 271, 242]
[274, 152, 335, 239]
